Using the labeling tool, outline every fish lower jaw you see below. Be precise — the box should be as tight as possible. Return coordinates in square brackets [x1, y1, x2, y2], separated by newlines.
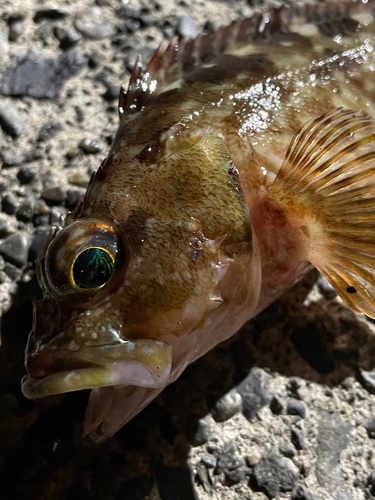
[21, 359, 171, 399]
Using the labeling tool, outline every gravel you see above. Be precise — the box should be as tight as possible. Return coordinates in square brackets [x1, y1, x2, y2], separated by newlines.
[0, 1, 374, 500]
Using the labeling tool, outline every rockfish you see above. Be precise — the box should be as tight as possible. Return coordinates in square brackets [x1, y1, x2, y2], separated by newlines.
[22, 1, 375, 440]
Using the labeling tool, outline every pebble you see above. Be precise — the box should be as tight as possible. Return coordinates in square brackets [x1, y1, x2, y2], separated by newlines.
[315, 411, 350, 493]
[201, 455, 216, 469]
[28, 226, 51, 262]
[41, 187, 66, 205]
[0, 101, 25, 137]
[8, 20, 25, 42]
[215, 443, 244, 476]
[192, 418, 211, 446]
[0, 232, 29, 267]
[279, 442, 296, 458]
[365, 417, 375, 438]
[1, 150, 25, 168]
[356, 367, 375, 395]
[287, 399, 306, 419]
[252, 451, 299, 497]
[237, 368, 271, 421]
[291, 428, 304, 450]
[37, 122, 62, 143]
[176, 15, 198, 39]
[211, 389, 242, 422]
[2, 194, 19, 215]
[68, 172, 90, 188]
[74, 7, 115, 40]
[49, 207, 65, 225]
[1, 50, 87, 99]
[16, 199, 34, 222]
[270, 395, 284, 415]
[55, 27, 82, 50]
[17, 166, 36, 185]
[195, 464, 212, 494]
[103, 84, 121, 102]
[246, 448, 262, 467]
[79, 138, 104, 155]
[65, 189, 85, 209]
[4, 262, 22, 281]
[33, 9, 68, 22]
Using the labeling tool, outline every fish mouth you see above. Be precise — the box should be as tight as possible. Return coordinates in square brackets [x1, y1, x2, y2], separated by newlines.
[22, 339, 172, 399]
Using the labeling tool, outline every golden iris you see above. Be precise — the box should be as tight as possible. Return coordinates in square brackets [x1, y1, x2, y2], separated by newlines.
[71, 247, 115, 289]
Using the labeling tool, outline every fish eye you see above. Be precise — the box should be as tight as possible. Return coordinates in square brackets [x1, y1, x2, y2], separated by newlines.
[71, 247, 115, 290]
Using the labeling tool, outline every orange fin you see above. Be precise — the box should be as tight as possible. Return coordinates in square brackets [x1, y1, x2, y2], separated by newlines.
[272, 108, 375, 318]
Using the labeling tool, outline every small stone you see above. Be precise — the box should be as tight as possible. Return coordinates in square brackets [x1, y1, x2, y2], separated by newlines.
[356, 367, 375, 395]
[279, 442, 296, 458]
[365, 417, 375, 438]
[103, 84, 121, 102]
[65, 189, 85, 209]
[74, 7, 115, 40]
[195, 464, 212, 494]
[57, 28, 82, 49]
[33, 9, 68, 22]
[1, 150, 25, 167]
[253, 451, 299, 497]
[2, 194, 19, 215]
[0, 101, 24, 137]
[1, 50, 87, 99]
[201, 455, 216, 469]
[16, 199, 34, 222]
[0, 232, 29, 267]
[37, 122, 62, 142]
[49, 207, 65, 225]
[17, 166, 36, 184]
[237, 368, 271, 422]
[211, 389, 242, 422]
[88, 53, 101, 69]
[224, 465, 249, 485]
[28, 227, 51, 262]
[75, 106, 85, 123]
[291, 484, 316, 500]
[66, 147, 80, 160]
[291, 428, 304, 450]
[34, 199, 50, 215]
[270, 395, 284, 415]
[176, 15, 198, 39]
[246, 448, 262, 467]
[215, 443, 244, 476]
[4, 262, 22, 280]
[41, 187, 66, 205]
[8, 20, 25, 42]
[192, 418, 211, 446]
[68, 172, 90, 188]
[287, 399, 306, 419]
[79, 138, 104, 154]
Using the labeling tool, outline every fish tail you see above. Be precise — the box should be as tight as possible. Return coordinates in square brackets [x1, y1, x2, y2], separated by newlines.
[270, 107, 375, 318]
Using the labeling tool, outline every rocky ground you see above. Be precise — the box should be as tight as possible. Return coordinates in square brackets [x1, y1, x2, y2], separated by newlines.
[0, 0, 375, 499]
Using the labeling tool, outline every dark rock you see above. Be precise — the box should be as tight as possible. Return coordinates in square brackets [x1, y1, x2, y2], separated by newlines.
[65, 189, 84, 209]
[365, 417, 375, 438]
[2, 194, 19, 215]
[237, 368, 271, 421]
[1, 150, 25, 167]
[79, 138, 104, 154]
[16, 199, 34, 222]
[0, 219, 13, 238]
[279, 442, 296, 458]
[41, 187, 66, 205]
[17, 166, 36, 184]
[156, 464, 196, 500]
[0, 101, 24, 137]
[32, 214, 50, 227]
[29, 226, 51, 261]
[49, 207, 65, 225]
[201, 455, 216, 469]
[74, 8, 115, 40]
[66, 147, 80, 160]
[75, 106, 85, 123]
[316, 411, 350, 493]
[368, 471, 375, 496]
[37, 122, 62, 142]
[211, 389, 242, 422]
[4, 262, 22, 280]
[356, 367, 375, 395]
[55, 27, 82, 49]
[215, 443, 244, 478]
[291, 428, 304, 450]
[270, 395, 284, 415]
[103, 84, 121, 102]
[116, 474, 154, 500]
[191, 418, 211, 446]
[224, 465, 249, 485]
[1, 49, 87, 99]
[33, 9, 68, 22]
[176, 16, 198, 39]
[0, 232, 29, 267]
[292, 484, 317, 500]
[8, 20, 25, 42]
[287, 399, 306, 419]
[88, 53, 101, 69]
[195, 464, 212, 494]
[253, 451, 299, 498]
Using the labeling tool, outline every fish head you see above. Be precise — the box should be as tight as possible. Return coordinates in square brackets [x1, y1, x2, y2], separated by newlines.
[22, 132, 260, 402]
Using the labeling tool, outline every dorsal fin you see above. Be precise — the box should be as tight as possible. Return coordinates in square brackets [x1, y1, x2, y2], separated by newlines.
[118, 0, 374, 119]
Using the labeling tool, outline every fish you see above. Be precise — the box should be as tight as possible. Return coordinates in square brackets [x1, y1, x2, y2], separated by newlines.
[21, 0, 375, 441]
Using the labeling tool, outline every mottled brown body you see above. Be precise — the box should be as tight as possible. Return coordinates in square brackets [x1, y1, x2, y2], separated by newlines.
[22, 2, 375, 439]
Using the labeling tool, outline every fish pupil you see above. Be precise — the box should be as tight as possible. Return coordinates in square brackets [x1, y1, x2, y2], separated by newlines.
[73, 247, 114, 289]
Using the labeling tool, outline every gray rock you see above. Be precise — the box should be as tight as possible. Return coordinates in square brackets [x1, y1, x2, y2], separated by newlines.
[365, 417, 375, 438]
[2, 194, 19, 215]
[103, 84, 121, 102]
[37, 122, 62, 143]
[74, 8, 115, 40]
[0, 232, 29, 267]
[1, 150, 25, 168]
[201, 455, 216, 469]
[270, 395, 284, 415]
[17, 166, 36, 185]
[4, 262, 22, 281]
[78, 138, 104, 154]
[287, 399, 306, 419]
[215, 443, 244, 481]
[41, 187, 66, 205]
[211, 389, 242, 422]
[291, 428, 304, 450]
[253, 451, 299, 498]
[192, 418, 211, 446]
[356, 367, 375, 395]
[316, 411, 351, 494]
[8, 21, 25, 42]
[176, 16, 198, 39]
[28, 227, 51, 262]
[17, 199, 34, 222]
[1, 50, 86, 99]
[237, 368, 271, 421]
[279, 442, 296, 458]
[0, 102, 25, 137]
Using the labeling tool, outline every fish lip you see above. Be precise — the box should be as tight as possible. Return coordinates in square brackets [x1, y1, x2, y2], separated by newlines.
[22, 340, 172, 399]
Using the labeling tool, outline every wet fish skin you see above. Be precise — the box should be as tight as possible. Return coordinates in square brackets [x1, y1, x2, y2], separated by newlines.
[21, 1, 375, 439]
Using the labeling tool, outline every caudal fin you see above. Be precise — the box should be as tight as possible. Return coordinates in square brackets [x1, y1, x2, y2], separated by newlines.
[271, 108, 375, 318]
